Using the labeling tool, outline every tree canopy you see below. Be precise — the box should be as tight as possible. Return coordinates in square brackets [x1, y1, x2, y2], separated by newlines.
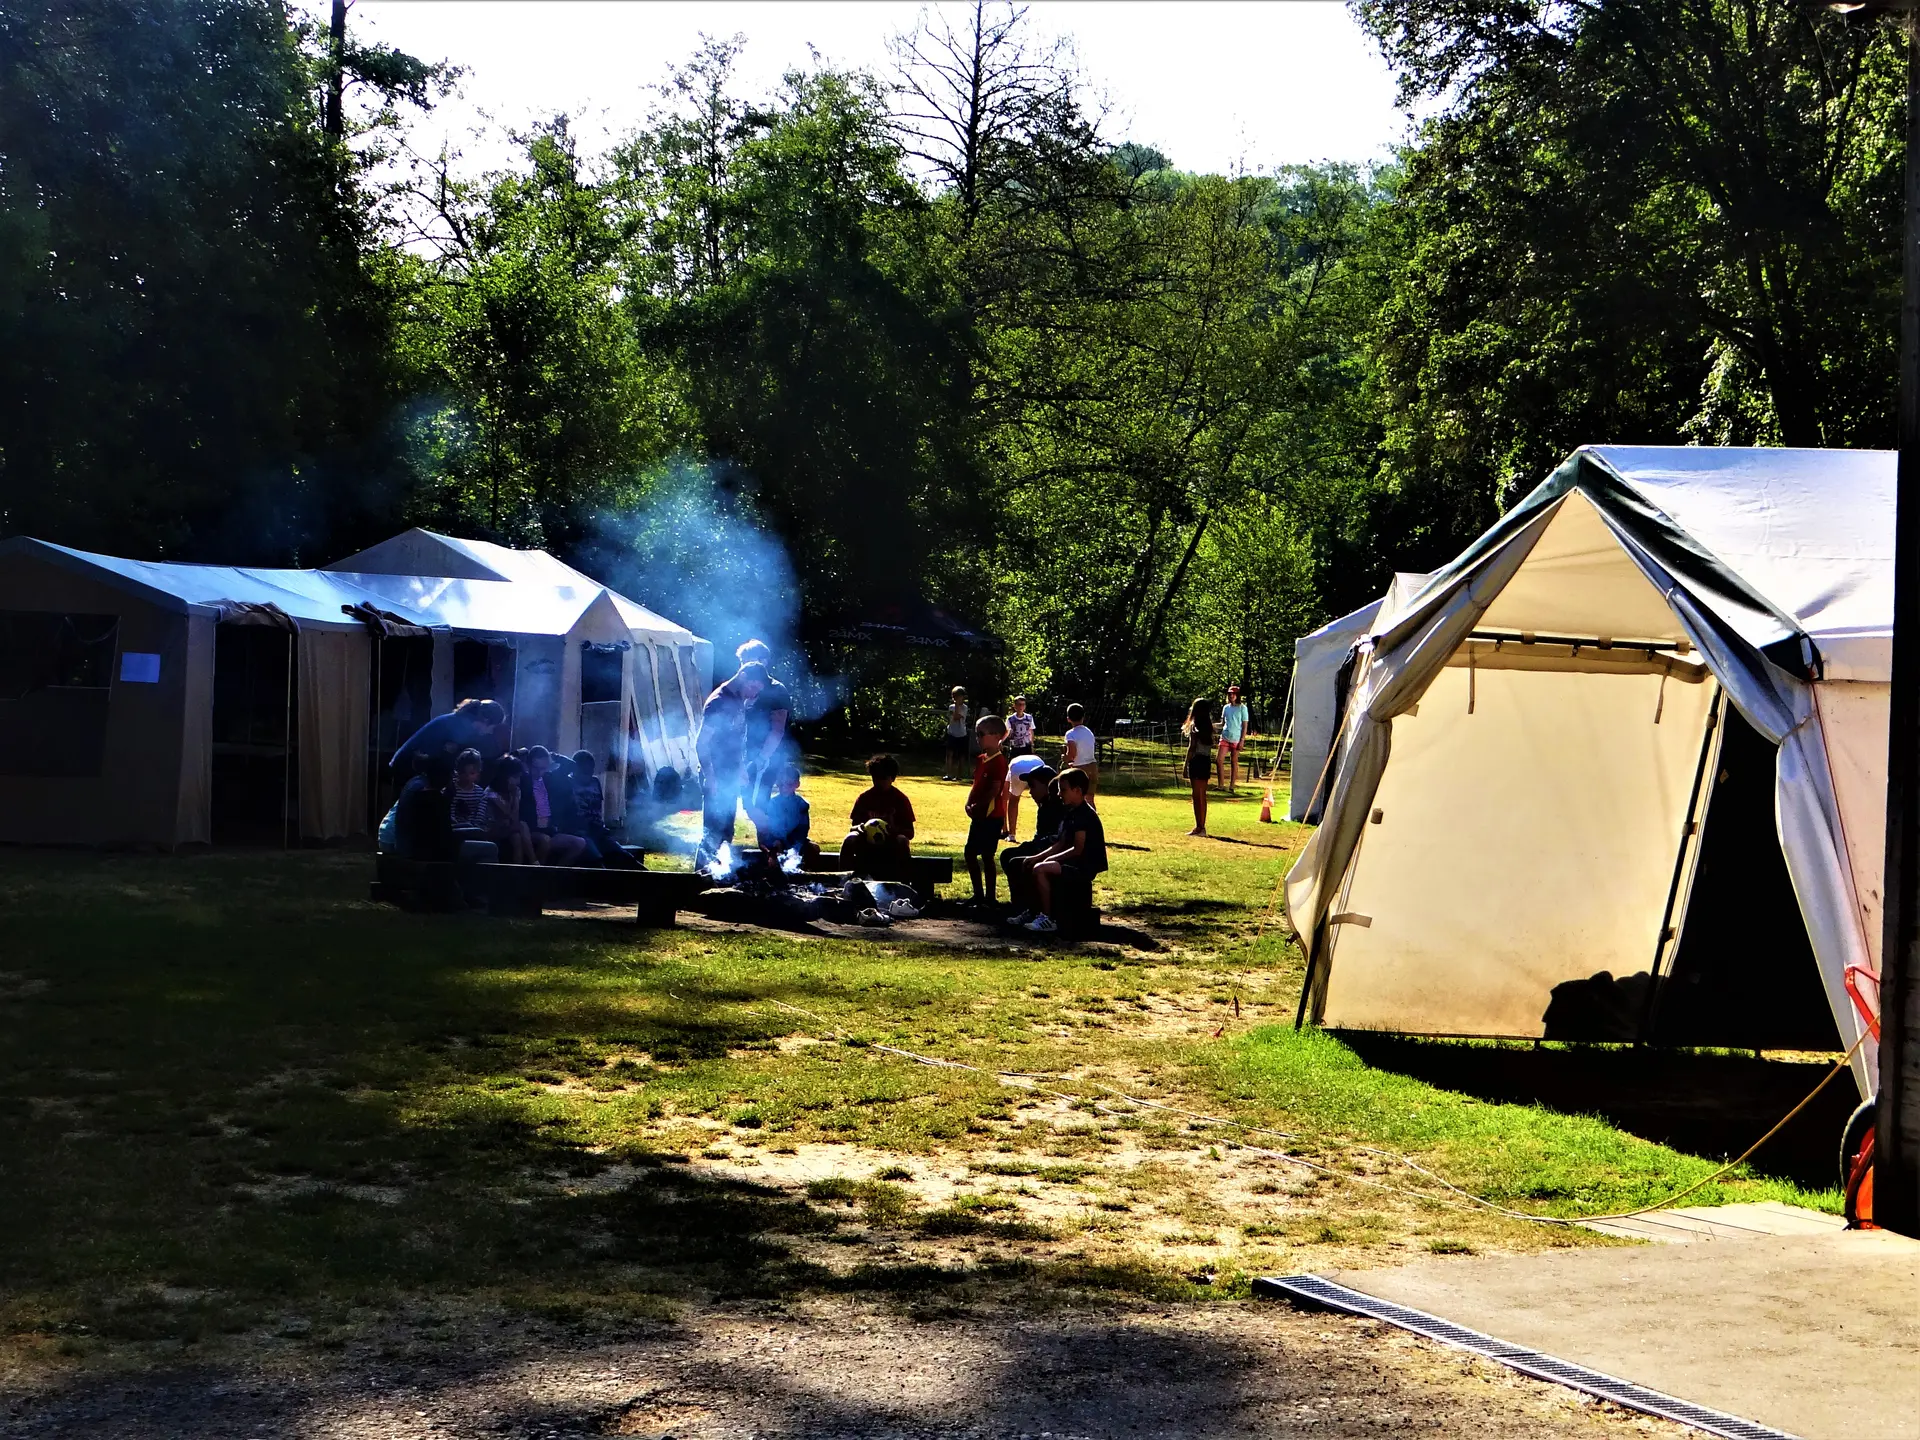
[1, 0, 1905, 730]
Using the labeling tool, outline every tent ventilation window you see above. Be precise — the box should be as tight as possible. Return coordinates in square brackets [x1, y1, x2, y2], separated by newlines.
[0, 611, 118, 777]
[580, 642, 626, 706]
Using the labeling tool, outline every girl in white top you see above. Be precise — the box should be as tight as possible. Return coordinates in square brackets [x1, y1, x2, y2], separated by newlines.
[944, 686, 970, 780]
[1062, 703, 1098, 796]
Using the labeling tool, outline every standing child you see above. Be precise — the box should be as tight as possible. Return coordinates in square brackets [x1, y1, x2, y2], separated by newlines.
[1004, 696, 1036, 835]
[1183, 697, 1215, 837]
[943, 686, 971, 780]
[1217, 684, 1251, 792]
[1062, 704, 1099, 796]
[1023, 768, 1108, 934]
[964, 715, 1010, 905]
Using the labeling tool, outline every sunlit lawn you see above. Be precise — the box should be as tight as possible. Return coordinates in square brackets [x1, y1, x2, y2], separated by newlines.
[0, 750, 1839, 1372]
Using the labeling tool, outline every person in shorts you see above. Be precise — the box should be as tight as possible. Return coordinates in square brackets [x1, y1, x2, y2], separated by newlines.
[1002, 763, 1064, 925]
[1023, 767, 1107, 933]
[1183, 697, 1215, 837]
[1217, 684, 1251, 793]
[944, 686, 971, 780]
[963, 714, 1010, 905]
[1061, 703, 1098, 796]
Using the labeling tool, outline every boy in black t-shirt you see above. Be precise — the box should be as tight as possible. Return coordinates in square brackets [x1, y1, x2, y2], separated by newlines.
[1022, 768, 1107, 934]
[1002, 764, 1064, 925]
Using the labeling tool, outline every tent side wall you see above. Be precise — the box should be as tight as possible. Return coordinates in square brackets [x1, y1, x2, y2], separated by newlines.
[0, 556, 200, 847]
[1289, 602, 1381, 822]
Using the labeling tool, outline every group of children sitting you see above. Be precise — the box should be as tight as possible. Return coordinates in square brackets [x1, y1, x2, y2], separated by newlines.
[751, 719, 1106, 934]
[384, 745, 637, 869]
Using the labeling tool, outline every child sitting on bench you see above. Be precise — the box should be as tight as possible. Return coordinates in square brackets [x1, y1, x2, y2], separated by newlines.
[1019, 767, 1107, 934]
[570, 750, 642, 869]
[1002, 763, 1064, 925]
[841, 753, 915, 879]
[750, 763, 819, 870]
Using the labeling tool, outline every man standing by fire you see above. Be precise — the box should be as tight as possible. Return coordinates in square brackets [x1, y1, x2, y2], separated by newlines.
[736, 639, 795, 808]
[696, 658, 768, 865]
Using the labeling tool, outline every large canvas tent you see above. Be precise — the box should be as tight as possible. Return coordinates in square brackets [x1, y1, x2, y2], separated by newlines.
[0, 531, 707, 847]
[1287, 447, 1888, 1097]
[330, 530, 714, 816]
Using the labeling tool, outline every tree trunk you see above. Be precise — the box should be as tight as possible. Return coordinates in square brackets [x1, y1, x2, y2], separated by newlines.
[325, 0, 347, 142]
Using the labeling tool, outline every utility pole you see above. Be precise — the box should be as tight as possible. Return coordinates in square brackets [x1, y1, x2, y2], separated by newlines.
[1878, 4, 1920, 1236]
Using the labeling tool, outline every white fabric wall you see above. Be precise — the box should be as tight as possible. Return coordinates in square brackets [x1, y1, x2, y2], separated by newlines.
[1813, 680, 1890, 972]
[1289, 601, 1380, 822]
[176, 614, 216, 845]
[1324, 655, 1716, 1035]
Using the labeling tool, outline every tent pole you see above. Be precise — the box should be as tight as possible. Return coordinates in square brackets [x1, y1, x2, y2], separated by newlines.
[1880, 11, 1920, 1238]
[283, 629, 295, 851]
[1639, 688, 1722, 1043]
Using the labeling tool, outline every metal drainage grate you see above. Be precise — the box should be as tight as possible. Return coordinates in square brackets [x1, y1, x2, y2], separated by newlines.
[1253, 1274, 1800, 1440]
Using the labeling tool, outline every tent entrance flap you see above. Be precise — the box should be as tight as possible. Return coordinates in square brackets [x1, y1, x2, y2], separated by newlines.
[1320, 657, 1721, 1038]
[211, 625, 294, 845]
[1651, 705, 1843, 1052]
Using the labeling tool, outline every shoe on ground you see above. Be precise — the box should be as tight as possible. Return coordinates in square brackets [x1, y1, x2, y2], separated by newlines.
[1025, 914, 1058, 934]
[1006, 909, 1033, 927]
[855, 907, 893, 927]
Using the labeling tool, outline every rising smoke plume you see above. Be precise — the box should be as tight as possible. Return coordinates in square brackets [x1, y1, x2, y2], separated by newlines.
[579, 457, 844, 719]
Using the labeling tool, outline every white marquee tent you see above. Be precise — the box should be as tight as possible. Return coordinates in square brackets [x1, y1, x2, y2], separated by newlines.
[0, 531, 708, 847]
[1287, 447, 1889, 1096]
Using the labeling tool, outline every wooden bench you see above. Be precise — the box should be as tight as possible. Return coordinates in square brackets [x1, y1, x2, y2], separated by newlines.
[370, 853, 709, 926]
[733, 848, 954, 889]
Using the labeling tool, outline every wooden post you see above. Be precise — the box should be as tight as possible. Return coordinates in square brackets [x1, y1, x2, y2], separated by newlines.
[1877, 11, 1920, 1236]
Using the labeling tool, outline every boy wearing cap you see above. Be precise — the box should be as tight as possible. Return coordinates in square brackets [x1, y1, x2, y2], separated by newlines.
[1217, 685, 1252, 793]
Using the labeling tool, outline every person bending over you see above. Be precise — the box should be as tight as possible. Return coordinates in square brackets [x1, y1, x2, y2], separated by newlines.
[390, 697, 506, 778]
[842, 753, 916, 879]
[1002, 764, 1064, 925]
[963, 714, 1010, 906]
[1021, 768, 1107, 934]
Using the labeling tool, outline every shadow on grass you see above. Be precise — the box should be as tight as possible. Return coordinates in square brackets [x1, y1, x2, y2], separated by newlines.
[0, 848, 1217, 1359]
[1335, 1032, 1857, 1190]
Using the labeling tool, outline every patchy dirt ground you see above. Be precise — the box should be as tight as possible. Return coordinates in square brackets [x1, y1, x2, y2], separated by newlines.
[0, 1298, 1692, 1439]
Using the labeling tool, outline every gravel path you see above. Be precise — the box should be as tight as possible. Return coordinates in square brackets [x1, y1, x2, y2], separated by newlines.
[1, 1298, 1688, 1438]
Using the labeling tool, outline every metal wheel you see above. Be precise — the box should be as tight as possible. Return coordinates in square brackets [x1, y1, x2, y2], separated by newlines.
[1839, 1096, 1877, 1192]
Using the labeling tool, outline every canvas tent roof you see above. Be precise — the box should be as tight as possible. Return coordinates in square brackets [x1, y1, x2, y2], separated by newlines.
[9, 539, 404, 632]
[328, 529, 697, 644]
[1287, 446, 1890, 1098]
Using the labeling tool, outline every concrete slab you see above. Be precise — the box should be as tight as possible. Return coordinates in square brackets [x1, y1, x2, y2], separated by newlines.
[1581, 1200, 1848, 1243]
[1327, 1226, 1920, 1440]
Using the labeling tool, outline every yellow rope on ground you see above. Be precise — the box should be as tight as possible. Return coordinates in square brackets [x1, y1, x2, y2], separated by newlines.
[759, 998, 1868, 1229]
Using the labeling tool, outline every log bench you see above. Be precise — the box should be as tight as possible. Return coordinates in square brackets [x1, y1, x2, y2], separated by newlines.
[370, 852, 710, 926]
[731, 848, 954, 889]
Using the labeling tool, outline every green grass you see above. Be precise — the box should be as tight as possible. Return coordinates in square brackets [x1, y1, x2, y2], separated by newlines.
[0, 751, 1841, 1370]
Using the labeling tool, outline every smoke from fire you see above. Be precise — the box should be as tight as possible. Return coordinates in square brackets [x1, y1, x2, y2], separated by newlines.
[579, 457, 844, 720]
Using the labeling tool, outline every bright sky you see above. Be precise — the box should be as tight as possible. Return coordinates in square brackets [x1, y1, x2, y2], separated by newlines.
[339, 1, 1409, 177]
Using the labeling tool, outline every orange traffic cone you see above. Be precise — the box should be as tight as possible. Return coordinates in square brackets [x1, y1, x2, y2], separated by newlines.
[1259, 788, 1274, 823]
